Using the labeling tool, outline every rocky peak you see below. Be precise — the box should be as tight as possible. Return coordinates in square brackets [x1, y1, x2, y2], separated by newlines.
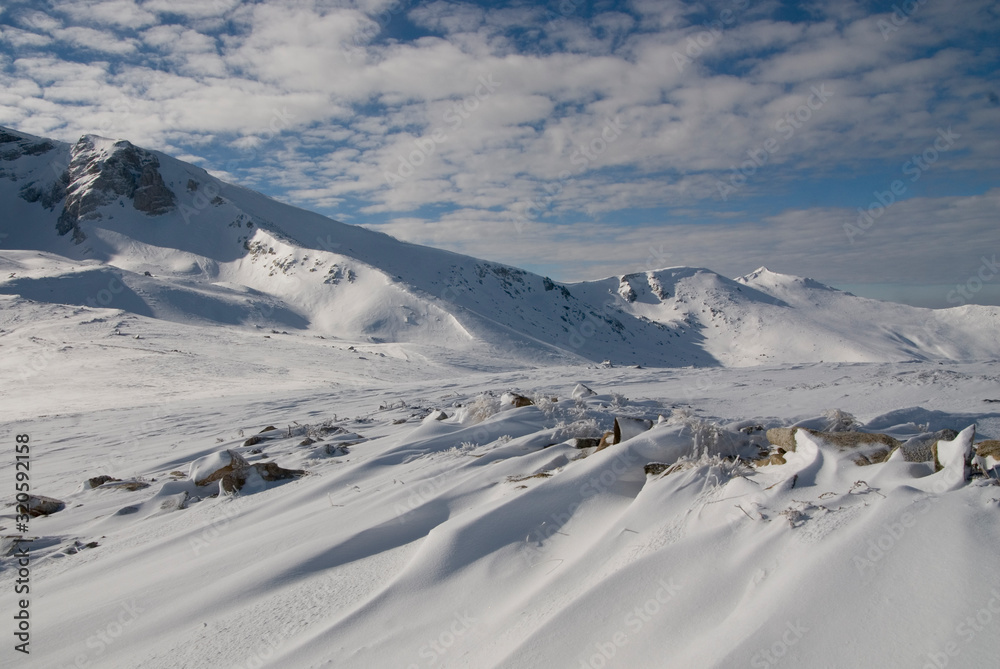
[1, 128, 68, 211]
[0, 128, 57, 162]
[56, 135, 176, 241]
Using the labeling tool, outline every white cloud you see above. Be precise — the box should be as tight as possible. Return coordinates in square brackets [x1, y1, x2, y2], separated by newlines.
[409, 1, 486, 34]
[365, 190, 1000, 293]
[140, 0, 241, 20]
[0, 0, 996, 305]
[55, 0, 157, 29]
[0, 26, 53, 47]
[53, 26, 138, 54]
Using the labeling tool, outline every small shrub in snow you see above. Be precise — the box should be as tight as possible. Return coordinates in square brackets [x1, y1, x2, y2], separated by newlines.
[467, 393, 502, 423]
[648, 452, 753, 481]
[551, 418, 601, 443]
[570, 399, 591, 420]
[822, 409, 858, 432]
[666, 409, 748, 457]
[303, 419, 342, 441]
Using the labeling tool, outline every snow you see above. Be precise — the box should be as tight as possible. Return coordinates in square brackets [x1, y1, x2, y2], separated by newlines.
[2, 126, 1000, 668]
[3, 345, 1000, 668]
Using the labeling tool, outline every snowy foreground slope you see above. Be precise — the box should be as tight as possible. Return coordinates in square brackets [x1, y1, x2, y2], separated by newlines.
[2, 359, 1000, 669]
[2, 126, 1000, 669]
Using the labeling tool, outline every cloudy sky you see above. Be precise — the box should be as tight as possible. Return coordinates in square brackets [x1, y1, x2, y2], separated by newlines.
[1, 0, 998, 307]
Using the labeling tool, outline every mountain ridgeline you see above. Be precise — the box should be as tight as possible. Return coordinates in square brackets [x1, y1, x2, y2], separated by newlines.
[1, 126, 998, 367]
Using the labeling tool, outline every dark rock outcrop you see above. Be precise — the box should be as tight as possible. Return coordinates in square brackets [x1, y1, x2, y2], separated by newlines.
[27, 495, 65, 517]
[56, 135, 176, 241]
[87, 475, 120, 489]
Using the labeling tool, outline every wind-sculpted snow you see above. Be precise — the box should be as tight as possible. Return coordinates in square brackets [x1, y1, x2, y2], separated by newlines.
[3, 127, 1000, 666]
[2, 366, 999, 668]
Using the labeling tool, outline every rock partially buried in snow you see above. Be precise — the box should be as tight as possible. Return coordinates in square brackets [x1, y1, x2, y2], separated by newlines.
[613, 416, 654, 445]
[27, 495, 65, 517]
[807, 431, 900, 465]
[502, 392, 534, 408]
[974, 440, 1000, 477]
[764, 427, 900, 465]
[765, 427, 797, 451]
[644, 463, 671, 476]
[977, 440, 1000, 457]
[253, 462, 307, 482]
[571, 437, 602, 449]
[572, 383, 597, 398]
[190, 449, 250, 487]
[757, 427, 904, 467]
[86, 475, 120, 489]
[221, 462, 307, 495]
[754, 451, 788, 467]
[933, 425, 975, 479]
[100, 480, 152, 492]
[902, 429, 958, 462]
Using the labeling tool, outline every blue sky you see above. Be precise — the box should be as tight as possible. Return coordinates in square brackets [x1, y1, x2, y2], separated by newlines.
[1, 0, 998, 307]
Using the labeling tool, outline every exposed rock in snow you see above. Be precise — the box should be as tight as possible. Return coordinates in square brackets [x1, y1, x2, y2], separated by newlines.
[933, 424, 975, 480]
[189, 449, 250, 487]
[56, 135, 176, 241]
[613, 416, 653, 444]
[85, 475, 120, 489]
[26, 494, 65, 517]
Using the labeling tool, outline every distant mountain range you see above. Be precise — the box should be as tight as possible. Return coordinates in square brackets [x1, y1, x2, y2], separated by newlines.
[2, 125, 997, 367]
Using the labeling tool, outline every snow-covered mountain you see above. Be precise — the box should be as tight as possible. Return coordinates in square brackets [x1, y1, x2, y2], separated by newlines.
[4, 126, 1000, 669]
[2, 125, 998, 368]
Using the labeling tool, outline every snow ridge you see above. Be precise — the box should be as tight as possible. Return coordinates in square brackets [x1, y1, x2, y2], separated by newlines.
[2, 125, 999, 368]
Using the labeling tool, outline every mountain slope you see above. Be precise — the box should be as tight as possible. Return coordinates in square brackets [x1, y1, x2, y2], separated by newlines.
[1, 126, 998, 367]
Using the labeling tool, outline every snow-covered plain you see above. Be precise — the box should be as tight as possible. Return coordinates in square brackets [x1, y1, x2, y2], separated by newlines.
[2, 126, 1000, 668]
